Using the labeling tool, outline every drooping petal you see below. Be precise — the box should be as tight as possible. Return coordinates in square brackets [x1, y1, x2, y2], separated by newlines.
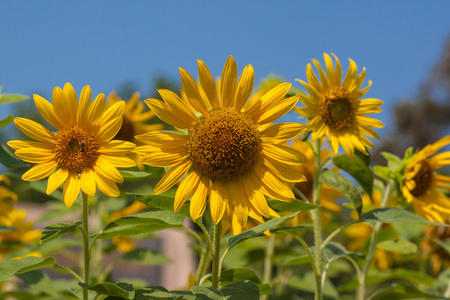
[209, 179, 228, 224]
[93, 156, 124, 183]
[46, 168, 69, 195]
[63, 171, 80, 208]
[174, 170, 200, 212]
[262, 143, 308, 165]
[95, 172, 120, 197]
[189, 175, 210, 221]
[80, 168, 97, 196]
[252, 163, 294, 201]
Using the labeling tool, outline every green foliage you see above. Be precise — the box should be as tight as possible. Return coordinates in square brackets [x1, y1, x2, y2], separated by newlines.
[0, 256, 56, 281]
[332, 151, 373, 196]
[16, 270, 57, 297]
[358, 207, 450, 226]
[319, 168, 363, 217]
[0, 144, 27, 168]
[377, 239, 418, 254]
[267, 198, 319, 213]
[120, 248, 171, 265]
[0, 92, 29, 104]
[0, 115, 13, 129]
[79, 282, 135, 299]
[220, 268, 271, 295]
[129, 193, 191, 218]
[132, 286, 175, 300]
[40, 222, 82, 244]
[191, 280, 260, 300]
[97, 210, 185, 239]
[119, 171, 152, 180]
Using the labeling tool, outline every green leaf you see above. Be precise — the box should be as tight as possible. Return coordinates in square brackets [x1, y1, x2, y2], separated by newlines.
[0, 226, 16, 232]
[119, 171, 152, 180]
[381, 151, 402, 170]
[0, 144, 27, 168]
[220, 268, 271, 295]
[358, 207, 450, 226]
[192, 280, 260, 300]
[434, 239, 450, 257]
[332, 152, 373, 195]
[377, 239, 418, 254]
[0, 93, 29, 104]
[319, 168, 362, 217]
[227, 212, 299, 249]
[0, 115, 13, 129]
[288, 272, 339, 298]
[0, 291, 42, 300]
[0, 256, 56, 281]
[28, 180, 64, 201]
[133, 286, 174, 300]
[283, 254, 313, 266]
[267, 198, 319, 213]
[270, 224, 312, 238]
[16, 270, 57, 296]
[40, 222, 82, 244]
[128, 193, 191, 219]
[120, 248, 171, 265]
[79, 282, 135, 299]
[373, 166, 392, 180]
[97, 210, 185, 239]
[368, 283, 443, 300]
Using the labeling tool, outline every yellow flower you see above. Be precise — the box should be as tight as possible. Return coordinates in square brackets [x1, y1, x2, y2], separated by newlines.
[107, 92, 163, 171]
[421, 225, 450, 275]
[135, 56, 308, 234]
[8, 83, 136, 207]
[0, 208, 41, 261]
[402, 136, 450, 223]
[295, 53, 384, 158]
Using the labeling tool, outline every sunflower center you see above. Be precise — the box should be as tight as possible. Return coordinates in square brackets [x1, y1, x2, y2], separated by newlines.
[410, 160, 433, 196]
[321, 88, 354, 130]
[187, 108, 262, 181]
[53, 126, 99, 172]
[113, 117, 135, 142]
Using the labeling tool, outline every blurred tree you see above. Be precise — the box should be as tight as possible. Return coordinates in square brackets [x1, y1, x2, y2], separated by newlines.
[375, 37, 450, 163]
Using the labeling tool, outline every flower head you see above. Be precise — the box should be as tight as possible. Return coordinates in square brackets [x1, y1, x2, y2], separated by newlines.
[295, 53, 384, 158]
[135, 56, 308, 234]
[402, 136, 450, 223]
[8, 83, 136, 207]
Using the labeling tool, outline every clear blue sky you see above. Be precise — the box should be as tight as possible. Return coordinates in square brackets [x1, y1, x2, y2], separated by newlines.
[1, 1, 449, 139]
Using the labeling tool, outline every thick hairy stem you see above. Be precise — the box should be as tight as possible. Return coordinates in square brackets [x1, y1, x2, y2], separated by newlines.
[211, 222, 222, 289]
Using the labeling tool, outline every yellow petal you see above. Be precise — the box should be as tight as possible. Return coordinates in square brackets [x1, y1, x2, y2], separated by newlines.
[94, 156, 124, 183]
[86, 93, 106, 130]
[153, 160, 192, 195]
[77, 85, 92, 128]
[63, 171, 80, 208]
[47, 168, 69, 195]
[198, 59, 219, 109]
[14, 118, 55, 143]
[63, 83, 79, 119]
[262, 157, 306, 183]
[33, 94, 63, 130]
[234, 64, 254, 112]
[179, 67, 209, 114]
[140, 147, 188, 167]
[262, 143, 308, 165]
[245, 82, 291, 122]
[52, 86, 75, 127]
[98, 140, 136, 155]
[252, 163, 294, 201]
[253, 95, 299, 125]
[144, 98, 194, 129]
[158, 89, 197, 125]
[209, 179, 227, 224]
[103, 155, 136, 168]
[174, 170, 200, 212]
[8, 140, 53, 151]
[15, 148, 55, 163]
[100, 101, 125, 127]
[259, 122, 307, 141]
[97, 117, 123, 142]
[80, 169, 96, 196]
[95, 172, 120, 197]
[135, 131, 187, 147]
[190, 175, 210, 221]
[227, 180, 248, 232]
[243, 176, 270, 218]
[22, 161, 57, 181]
[220, 56, 237, 108]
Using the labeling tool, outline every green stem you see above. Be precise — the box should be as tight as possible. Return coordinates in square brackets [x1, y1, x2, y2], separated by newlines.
[261, 234, 276, 300]
[54, 265, 83, 282]
[357, 180, 393, 300]
[293, 236, 319, 277]
[81, 192, 90, 300]
[195, 238, 209, 286]
[312, 139, 323, 300]
[211, 222, 222, 289]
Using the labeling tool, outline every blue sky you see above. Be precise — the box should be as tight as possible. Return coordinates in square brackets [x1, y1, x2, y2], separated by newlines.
[1, 1, 449, 139]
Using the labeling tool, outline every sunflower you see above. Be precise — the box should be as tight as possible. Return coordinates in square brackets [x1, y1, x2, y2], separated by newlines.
[8, 83, 136, 207]
[402, 136, 450, 223]
[135, 56, 308, 234]
[295, 53, 384, 158]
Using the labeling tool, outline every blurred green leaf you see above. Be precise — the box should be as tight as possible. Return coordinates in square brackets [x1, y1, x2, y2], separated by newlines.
[79, 282, 134, 299]
[288, 271, 339, 298]
[322, 242, 364, 263]
[358, 207, 450, 226]
[28, 180, 63, 201]
[0, 115, 13, 129]
[119, 171, 152, 180]
[319, 168, 362, 217]
[267, 198, 319, 213]
[0, 256, 56, 281]
[120, 248, 171, 266]
[377, 239, 418, 254]
[381, 151, 402, 170]
[192, 280, 260, 300]
[0, 291, 42, 300]
[227, 212, 299, 249]
[0, 226, 16, 232]
[128, 193, 191, 219]
[368, 283, 443, 300]
[17, 270, 57, 296]
[97, 210, 184, 239]
[271, 224, 312, 238]
[220, 268, 271, 295]
[131, 286, 174, 300]
[0, 93, 29, 104]
[0, 144, 27, 168]
[373, 166, 392, 180]
[283, 254, 312, 267]
[170, 290, 196, 300]
[332, 152, 373, 195]
[40, 222, 82, 244]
